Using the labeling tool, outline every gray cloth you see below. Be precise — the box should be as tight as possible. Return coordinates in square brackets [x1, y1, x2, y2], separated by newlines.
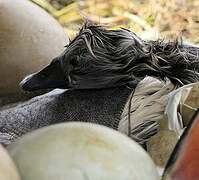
[0, 87, 132, 145]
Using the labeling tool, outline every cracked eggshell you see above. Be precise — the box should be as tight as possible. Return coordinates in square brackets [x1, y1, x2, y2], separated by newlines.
[7, 122, 159, 180]
[0, 144, 21, 180]
[0, 0, 68, 96]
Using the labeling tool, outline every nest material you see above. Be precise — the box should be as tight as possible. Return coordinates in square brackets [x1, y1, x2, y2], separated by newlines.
[119, 76, 175, 144]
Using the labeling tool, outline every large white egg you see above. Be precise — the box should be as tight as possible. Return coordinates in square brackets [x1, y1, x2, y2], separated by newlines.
[0, 144, 21, 180]
[0, 0, 68, 96]
[8, 122, 159, 180]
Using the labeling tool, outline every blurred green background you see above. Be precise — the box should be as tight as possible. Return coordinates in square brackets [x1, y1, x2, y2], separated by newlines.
[31, 0, 199, 44]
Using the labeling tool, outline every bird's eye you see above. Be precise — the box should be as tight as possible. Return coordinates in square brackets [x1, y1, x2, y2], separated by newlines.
[70, 57, 79, 66]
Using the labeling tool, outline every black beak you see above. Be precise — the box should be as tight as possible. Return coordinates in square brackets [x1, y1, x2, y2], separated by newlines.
[20, 60, 68, 91]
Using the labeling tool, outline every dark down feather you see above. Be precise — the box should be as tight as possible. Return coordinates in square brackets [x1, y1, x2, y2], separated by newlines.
[20, 22, 199, 91]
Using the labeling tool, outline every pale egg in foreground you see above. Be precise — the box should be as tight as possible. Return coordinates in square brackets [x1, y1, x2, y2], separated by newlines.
[8, 122, 159, 180]
[0, 144, 21, 180]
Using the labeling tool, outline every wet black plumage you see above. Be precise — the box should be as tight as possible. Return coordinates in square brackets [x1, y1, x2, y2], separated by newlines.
[20, 22, 199, 91]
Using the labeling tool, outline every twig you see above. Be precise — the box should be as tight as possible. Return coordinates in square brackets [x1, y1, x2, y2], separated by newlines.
[123, 12, 152, 31]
